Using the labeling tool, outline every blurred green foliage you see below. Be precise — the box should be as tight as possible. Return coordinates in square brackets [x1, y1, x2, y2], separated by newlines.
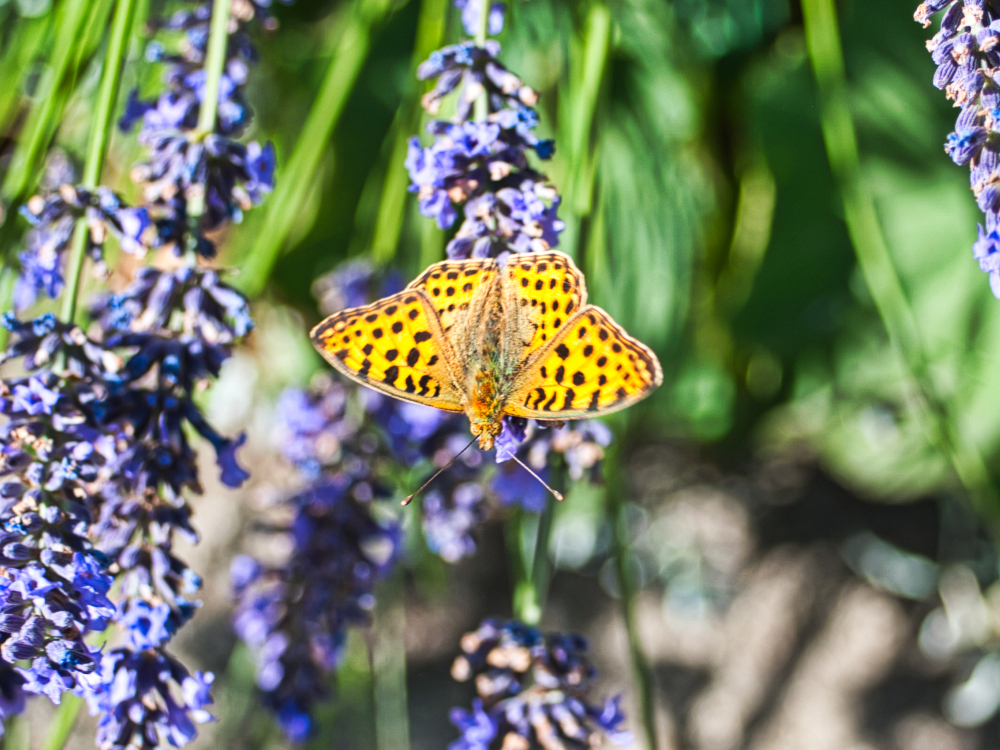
[0, 0, 998, 621]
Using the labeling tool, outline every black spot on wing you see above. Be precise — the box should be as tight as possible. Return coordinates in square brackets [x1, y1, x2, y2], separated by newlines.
[554, 366, 564, 384]
[373, 328, 383, 339]
[384, 365, 400, 385]
[588, 391, 600, 411]
[391, 322, 404, 334]
[358, 359, 372, 378]
[386, 349, 398, 361]
[362, 343, 374, 356]
[414, 331, 432, 343]
[405, 375, 416, 393]
[418, 375, 432, 395]
[542, 391, 558, 411]
[561, 389, 575, 410]
[386, 305, 398, 315]
[365, 313, 378, 323]
[615, 387, 628, 401]
[407, 348, 420, 367]
[555, 344, 570, 359]
[572, 372, 585, 386]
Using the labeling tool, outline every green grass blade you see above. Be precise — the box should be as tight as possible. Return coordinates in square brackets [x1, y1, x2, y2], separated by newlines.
[371, 0, 448, 265]
[801, 0, 1000, 528]
[61, 0, 139, 323]
[236, 0, 400, 297]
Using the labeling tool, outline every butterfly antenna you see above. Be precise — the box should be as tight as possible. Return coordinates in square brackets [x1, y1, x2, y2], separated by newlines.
[511, 455, 564, 502]
[401, 435, 479, 506]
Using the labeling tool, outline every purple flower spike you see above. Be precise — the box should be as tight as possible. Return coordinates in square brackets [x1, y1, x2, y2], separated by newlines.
[449, 619, 630, 749]
[916, 0, 1000, 294]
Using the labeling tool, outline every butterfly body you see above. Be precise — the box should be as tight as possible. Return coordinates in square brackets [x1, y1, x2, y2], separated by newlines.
[311, 251, 662, 450]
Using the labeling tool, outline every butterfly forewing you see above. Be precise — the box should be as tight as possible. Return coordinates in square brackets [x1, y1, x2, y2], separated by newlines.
[407, 258, 498, 335]
[506, 306, 663, 419]
[310, 290, 464, 411]
[501, 252, 587, 359]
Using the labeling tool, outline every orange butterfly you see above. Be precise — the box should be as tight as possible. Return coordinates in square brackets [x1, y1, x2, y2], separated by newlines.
[310, 251, 662, 451]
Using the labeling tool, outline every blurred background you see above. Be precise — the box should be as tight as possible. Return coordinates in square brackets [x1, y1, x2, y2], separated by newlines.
[5, 0, 1000, 747]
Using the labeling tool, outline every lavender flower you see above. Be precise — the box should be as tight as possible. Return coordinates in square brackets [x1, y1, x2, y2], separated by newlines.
[491, 418, 611, 511]
[15, 184, 151, 310]
[92, 265, 252, 500]
[121, 0, 277, 258]
[406, 7, 563, 263]
[232, 480, 399, 742]
[0, 664, 25, 736]
[455, 0, 506, 37]
[0, 318, 118, 700]
[79, 647, 214, 748]
[915, 0, 1000, 295]
[449, 619, 631, 749]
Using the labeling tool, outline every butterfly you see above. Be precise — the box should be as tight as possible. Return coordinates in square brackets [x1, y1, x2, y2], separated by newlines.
[310, 251, 662, 451]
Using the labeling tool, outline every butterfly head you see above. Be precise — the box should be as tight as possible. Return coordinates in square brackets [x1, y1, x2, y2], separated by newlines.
[466, 369, 504, 450]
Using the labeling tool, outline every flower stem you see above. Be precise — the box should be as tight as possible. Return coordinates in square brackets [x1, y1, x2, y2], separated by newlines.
[801, 0, 1000, 531]
[195, 0, 232, 138]
[371, 0, 448, 265]
[606, 437, 658, 750]
[237, 0, 397, 296]
[473, 0, 490, 123]
[38, 694, 83, 750]
[509, 459, 563, 625]
[59, 0, 138, 324]
[373, 571, 411, 750]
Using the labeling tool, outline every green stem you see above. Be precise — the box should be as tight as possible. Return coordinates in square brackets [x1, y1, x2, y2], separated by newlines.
[184, 0, 230, 227]
[473, 0, 490, 123]
[801, 0, 1000, 530]
[373, 572, 411, 750]
[567, 2, 610, 217]
[509, 460, 564, 626]
[38, 694, 83, 750]
[195, 0, 231, 137]
[371, 0, 448, 265]
[60, 0, 138, 325]
[606, 437, 657, 750]
[237, 0, 397, 296]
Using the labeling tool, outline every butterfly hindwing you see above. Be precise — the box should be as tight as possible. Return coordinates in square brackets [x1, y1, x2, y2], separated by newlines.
[505, 306, 663, 419]
[310, 290, 464, 411]
[502, 252, 587, 360]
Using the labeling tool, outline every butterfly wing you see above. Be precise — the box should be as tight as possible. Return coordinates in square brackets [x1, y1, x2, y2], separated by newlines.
[500, 251, 588, 366]
[406, 258, 499, 335]
[504, 306, 662, 419]
[310, 290, 464, 411]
